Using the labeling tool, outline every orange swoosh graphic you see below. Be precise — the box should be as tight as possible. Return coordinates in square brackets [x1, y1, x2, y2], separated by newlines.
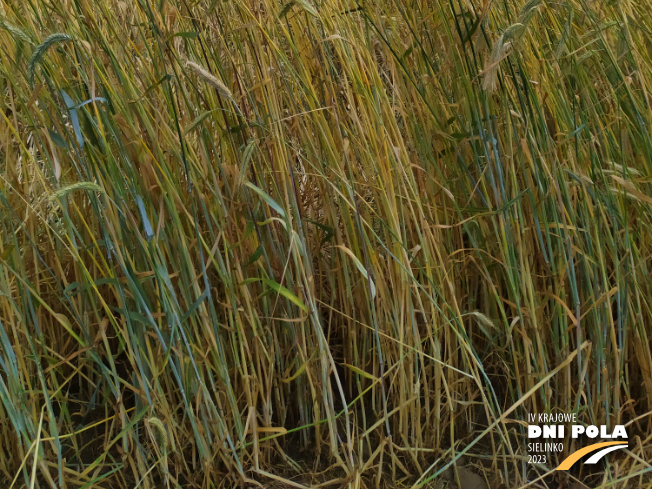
[556, 442, 626, 470]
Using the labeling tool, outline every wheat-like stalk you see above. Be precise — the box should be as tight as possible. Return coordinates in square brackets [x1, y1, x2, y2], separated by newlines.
[185, 59, 234, 101]
[1, 0, 651, 487]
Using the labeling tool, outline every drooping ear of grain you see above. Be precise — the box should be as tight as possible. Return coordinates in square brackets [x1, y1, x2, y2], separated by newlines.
[28, 33, 72, 86]
[184, 59, 234, 101]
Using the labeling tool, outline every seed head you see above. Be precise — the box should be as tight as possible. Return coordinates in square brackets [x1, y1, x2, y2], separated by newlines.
[185, 60, 233, 101]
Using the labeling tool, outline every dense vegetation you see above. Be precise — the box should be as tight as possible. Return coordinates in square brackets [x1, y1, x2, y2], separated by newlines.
[1, 0, 652, 486]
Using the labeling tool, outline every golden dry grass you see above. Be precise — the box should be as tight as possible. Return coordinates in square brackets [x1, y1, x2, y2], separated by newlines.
[0, 0, 652, 487]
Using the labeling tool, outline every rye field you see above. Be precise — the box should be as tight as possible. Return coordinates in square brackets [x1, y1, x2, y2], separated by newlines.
[0, 0, 652, 487]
